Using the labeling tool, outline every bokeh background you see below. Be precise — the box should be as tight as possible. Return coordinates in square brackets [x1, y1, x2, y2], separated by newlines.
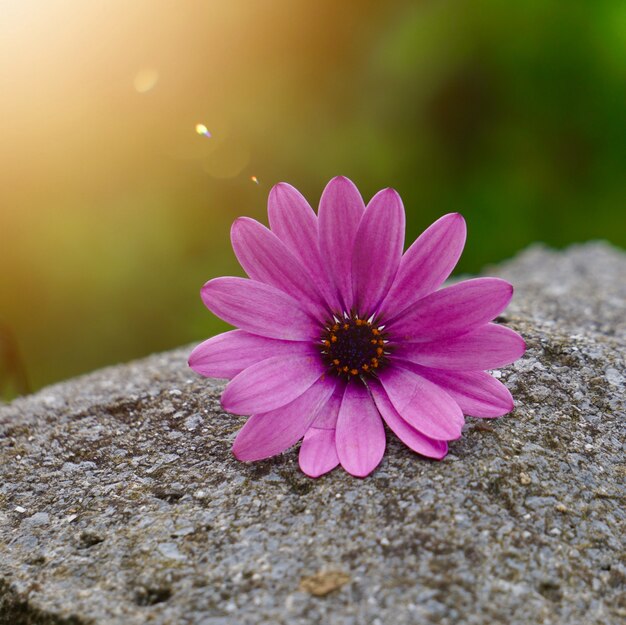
[1, 0, 625, 399]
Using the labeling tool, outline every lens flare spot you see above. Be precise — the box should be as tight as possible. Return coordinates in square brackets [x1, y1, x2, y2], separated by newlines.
[133, 68, 159, 93]
[195, 123, 211, 138]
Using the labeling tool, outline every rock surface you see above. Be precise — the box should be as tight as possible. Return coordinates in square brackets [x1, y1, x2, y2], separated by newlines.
[1, 242, 625, 625]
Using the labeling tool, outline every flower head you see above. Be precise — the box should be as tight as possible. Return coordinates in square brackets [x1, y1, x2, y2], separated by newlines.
[189, 177, 525, 477]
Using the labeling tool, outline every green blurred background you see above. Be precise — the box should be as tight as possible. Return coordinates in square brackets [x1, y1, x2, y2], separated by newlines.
[1, 0, 625, 399]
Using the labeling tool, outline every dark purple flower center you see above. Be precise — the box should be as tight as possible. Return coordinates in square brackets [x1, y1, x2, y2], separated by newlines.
[320, 316, 388, 378]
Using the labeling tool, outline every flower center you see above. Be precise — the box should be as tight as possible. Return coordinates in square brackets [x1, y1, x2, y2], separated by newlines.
[320, 316, 388, 378]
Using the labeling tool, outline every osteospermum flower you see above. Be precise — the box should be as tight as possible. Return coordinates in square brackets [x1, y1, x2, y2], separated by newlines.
[189, 177, 525, 478]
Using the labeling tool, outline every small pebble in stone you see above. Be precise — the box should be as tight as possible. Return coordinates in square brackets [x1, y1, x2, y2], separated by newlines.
[299, 570, 351, 596]
[555, 503, 568, 513]
[519, 472, 532, 485]
[605, 367, 623, 386]
[25, 512, 50, 526]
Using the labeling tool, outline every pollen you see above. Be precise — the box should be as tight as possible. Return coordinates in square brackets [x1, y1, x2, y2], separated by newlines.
[319, 314, 389, 379]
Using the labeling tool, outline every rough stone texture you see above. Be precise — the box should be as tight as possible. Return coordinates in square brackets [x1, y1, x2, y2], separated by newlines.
[1, 242, 625, 625]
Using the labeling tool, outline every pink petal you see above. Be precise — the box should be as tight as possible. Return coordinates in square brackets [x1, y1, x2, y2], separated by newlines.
[379, 213, 466, 318]
[335, 381, 386, 477]
[417, 366, 515, 418]
[318, 176, 365, 312]
[298, 384, 344, 477]
[231, 217, 327, 319]
[310, 383, 344, 429]
[221, 352, 326, 415]
[387, 277, 514, 342]
[394, 323, 526, 370]
[201, 277, 319, 341]
[352, 188, 405, 317]
[232, 378, 335, 462]
[369, 379, 448, 459]
[267, 182, 318, 250]
[299, 428, 339, 478]
[188, 330, 312, 379]
[376, 366, 464, 440]
[268, 183, 342, 313]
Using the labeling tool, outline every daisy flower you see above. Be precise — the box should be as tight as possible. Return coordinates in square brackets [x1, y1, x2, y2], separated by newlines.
[189, 176, 525, 478]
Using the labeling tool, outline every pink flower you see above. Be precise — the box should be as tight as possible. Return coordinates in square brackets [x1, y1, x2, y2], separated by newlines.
[190, 177, 525, 478]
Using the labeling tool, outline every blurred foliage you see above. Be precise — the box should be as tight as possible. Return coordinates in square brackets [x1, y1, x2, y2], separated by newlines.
[1, 0, 624, 398]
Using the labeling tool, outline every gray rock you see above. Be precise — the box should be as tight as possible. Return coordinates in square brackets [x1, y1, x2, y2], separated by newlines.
[1, 242, 625, 625]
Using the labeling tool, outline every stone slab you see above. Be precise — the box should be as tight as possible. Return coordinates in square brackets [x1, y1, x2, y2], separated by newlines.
[1, 242, 625, 625]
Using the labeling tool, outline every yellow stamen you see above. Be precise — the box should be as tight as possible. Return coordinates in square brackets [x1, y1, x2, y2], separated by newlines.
[350, 368, 359, 376]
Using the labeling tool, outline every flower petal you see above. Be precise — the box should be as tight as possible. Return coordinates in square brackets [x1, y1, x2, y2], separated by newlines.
[201, 277, 319, 341]
[335, 381, 385, 477]
[394, 323, 526, 370]
[369, 379, 448, 459]
[221, 352, 326, 415]
[352, 188, 405, 317]
[298, 383, 343, 476]
[231, 217, 327, 318]
[268, 183, 342, 313]
[417, 367, 514, 418]
[299, 428, 339, 478]
[188, 330, 312, 379]
[310, 382, 344, 429]
[376, 366, 464, 440]
[232, 378, 335, 461]
[380, 213, 466, 318]
[387, 277, 514, 342]
[267, 182, 318, 250]
[318, 176, 365, 312]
